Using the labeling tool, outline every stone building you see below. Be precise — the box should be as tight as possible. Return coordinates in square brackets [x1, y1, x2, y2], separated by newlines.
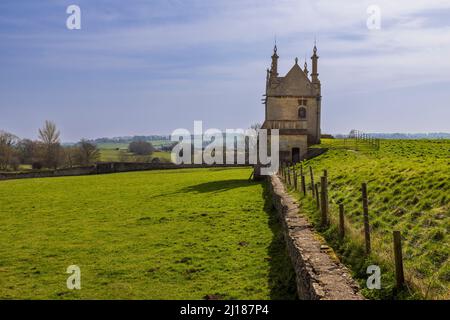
[262, 44, 322, 163]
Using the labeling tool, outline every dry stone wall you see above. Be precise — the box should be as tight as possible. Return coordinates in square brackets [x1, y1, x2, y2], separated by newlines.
[0, 163, 251, 180]
[269, 174, 364, 300]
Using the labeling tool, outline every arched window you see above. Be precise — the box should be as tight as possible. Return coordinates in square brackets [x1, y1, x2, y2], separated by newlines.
[298, 106, 307, 119]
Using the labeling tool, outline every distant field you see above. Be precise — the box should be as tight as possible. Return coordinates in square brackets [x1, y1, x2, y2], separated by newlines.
[95, 142, 130, 150]
[96, 140, 169, 150]
[293, 139, 449, 299]
[97, 140, 172, 163]
[99, 148, 172, 163]
[0, 168, 296, 299]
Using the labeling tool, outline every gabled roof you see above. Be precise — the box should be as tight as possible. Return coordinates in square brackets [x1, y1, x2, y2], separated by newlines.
[268, 63, 314, 97]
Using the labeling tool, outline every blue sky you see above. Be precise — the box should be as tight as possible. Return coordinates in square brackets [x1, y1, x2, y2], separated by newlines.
[1, 0, 449, 141]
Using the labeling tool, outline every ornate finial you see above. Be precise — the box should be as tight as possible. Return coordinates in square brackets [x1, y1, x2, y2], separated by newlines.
[274, 35, 278, 53]
[295, 57, 298, 64]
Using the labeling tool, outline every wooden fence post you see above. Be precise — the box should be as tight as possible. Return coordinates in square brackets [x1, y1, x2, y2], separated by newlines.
[323, 169, 328, 178]
[287, 167, 291, 186]
[320, 176, 328, 226]
[315, 183, 320, 208]
[362, 182, 371, 255]
[300, 162, 303, 176]
[293, 171, 298, 191]
[339, 204, 345, 239]
[309, 166, 315, 197]
[301, 175, 306, 196]
[393, 231, 405, 289]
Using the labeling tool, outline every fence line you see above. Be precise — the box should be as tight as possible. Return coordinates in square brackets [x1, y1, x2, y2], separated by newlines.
[329, 129, 381, 151]
[280, 162, 406, 290]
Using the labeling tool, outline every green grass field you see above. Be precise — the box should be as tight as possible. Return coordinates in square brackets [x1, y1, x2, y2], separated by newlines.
[98, 145, 172, 163]
[291, 139, 449, 299]
[0, 168, 296, 299]
[96, 140, 169, 150]
[99, 149, 172, 162]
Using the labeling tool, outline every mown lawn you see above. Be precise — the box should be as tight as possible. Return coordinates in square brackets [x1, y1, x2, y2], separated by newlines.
[291, 139, 449, 299]
[0, 168, 296, 299]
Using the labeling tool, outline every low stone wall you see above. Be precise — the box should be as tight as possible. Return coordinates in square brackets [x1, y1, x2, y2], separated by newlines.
[269, 174, 364, 300]
[0, 163, 252, 181]
[0, 166, 96, 180]
[95, 162, 251, 174]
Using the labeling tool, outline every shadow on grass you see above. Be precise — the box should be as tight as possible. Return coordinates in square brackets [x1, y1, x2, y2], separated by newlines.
[148, 179, 258, 199]
[262, 181, 298, 300]
[179, 179, 258, 194]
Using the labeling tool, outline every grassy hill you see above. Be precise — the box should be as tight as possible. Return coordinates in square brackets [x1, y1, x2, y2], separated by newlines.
[291, 139, 449, 299]
[0, 168, 296, 299]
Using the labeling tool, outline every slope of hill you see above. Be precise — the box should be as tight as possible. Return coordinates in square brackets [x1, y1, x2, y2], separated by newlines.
[293, 139, 449, 299]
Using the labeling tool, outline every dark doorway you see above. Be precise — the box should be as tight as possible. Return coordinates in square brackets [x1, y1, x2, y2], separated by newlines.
[292, 148, 300, 163]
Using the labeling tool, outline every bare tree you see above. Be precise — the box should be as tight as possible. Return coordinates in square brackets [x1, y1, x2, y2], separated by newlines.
[0, 131, 19, 170]
[76, 140, 100, 166]
[38, 121, 62, 169]
[61, 146, 79, 168]
[38, 120, 60, 145]
[17, 139, 39, 165]
[128, 140, 155, 156]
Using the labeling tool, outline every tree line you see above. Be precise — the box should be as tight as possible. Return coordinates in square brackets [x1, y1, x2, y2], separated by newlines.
[0, 121, 100, 171]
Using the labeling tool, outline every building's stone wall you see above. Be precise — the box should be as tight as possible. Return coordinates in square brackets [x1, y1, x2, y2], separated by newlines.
[266, 96, 319, 142]
[268, 174, 364, 300]
[278, 135, 308, 162]
[266, 97, 318, 161]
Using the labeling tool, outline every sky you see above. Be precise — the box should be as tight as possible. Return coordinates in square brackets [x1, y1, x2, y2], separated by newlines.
[0, 0, 449, 142]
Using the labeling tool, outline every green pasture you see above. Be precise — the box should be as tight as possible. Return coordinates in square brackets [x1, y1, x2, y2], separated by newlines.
[0, 168, 296, 299]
